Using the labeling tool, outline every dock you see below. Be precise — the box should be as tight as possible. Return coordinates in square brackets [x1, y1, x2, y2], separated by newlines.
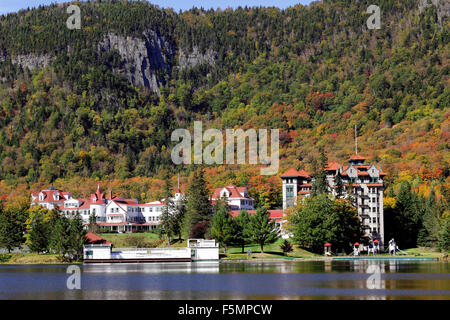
[84, 258, 192, 263]
[83, 239, 219, 263]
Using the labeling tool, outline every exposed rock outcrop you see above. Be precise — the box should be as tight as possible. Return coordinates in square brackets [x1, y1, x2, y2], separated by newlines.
[178, 46, 217, 69]
[98, 30, 176, 95]
[10, 54, 53, 71]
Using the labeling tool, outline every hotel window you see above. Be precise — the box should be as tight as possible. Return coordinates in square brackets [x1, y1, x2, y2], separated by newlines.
[372, 217, 377, 223]
[286, 186, 294, 197]
[149, 208, 153, 212]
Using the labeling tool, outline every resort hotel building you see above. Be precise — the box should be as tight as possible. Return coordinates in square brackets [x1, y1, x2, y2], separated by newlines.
[281, 154, 386, 246]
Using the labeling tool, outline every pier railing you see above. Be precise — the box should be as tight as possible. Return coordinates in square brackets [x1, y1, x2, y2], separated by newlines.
[111, 247, 191, 259]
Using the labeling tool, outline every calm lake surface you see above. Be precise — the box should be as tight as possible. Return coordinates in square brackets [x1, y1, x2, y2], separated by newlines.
[0, 260, 449, 300]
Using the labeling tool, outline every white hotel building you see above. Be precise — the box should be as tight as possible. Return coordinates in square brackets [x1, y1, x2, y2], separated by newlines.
[31, 185, 170, 232]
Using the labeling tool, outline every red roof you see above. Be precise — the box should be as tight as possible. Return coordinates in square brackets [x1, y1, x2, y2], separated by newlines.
[325, 161, 340, 171]
[354, 242, 360, 246]
[31, 189, 67, 203]
[324, 243, 331, 247]
[85, 232, 111, 244]
[280, 168, 310, 178]
[212, 185, 253, 200]
[349, 154, 366, 161]
[229, 209, 283, 220]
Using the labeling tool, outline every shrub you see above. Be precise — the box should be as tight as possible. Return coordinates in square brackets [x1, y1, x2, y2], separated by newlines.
[280, 240, 294, 255]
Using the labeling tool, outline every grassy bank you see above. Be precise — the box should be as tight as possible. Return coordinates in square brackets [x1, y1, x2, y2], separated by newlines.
[0, 253, 79, 264]
[220, 238, 321, 259]
[99, 234, 447, 260]
[100, 231, 162, 248]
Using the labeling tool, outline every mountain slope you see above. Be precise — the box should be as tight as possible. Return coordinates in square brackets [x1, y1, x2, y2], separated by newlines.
[0, 0, 448, 203]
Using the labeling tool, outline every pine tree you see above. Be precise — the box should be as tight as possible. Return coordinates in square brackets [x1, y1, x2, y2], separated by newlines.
[160, 170, 175, 246]
[87, 210, 99, 234]
[29, 213, 50, 253]
[335, 172, 344, 198]
[438, 217, 450, 252]
[0, 204, 27, 253]
[234, 209, 251, 253]
[184, 167, 212, 238]
[50, 214, 85, 262]
[210, 198, 235, 253]
[311, 147, 328, 196]
[390, 181, 422, 249]
[247, 207, 278, 254]
[172, 194, 186, 241]
[69, 213, 86, 261]
[417, 189, 440, 247]
[50, 215, 72, 261]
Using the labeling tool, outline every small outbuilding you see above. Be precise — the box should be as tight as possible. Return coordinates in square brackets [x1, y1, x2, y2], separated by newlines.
[324, 242, 332, 256]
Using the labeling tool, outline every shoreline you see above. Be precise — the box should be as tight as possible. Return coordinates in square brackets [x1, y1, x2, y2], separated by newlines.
[1, 255, 444, 265]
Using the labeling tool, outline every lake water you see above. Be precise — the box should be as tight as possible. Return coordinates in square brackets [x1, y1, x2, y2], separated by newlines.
[0, 260, 449, 300]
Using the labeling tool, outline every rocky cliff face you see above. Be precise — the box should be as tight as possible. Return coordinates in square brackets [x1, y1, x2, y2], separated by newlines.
[10, 54, 53, 71]
[4, 30, 217, 94]
[178, 46, 217, 69]
[98, 31, 217, 95]
[98, 30, 176, 96]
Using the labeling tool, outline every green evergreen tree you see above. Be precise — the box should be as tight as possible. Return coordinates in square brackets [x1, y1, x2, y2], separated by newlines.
[69, 213, 87, 261]
[184, 167, 212, 238]
[172, 194, 186, 241]
[311, 147, 328, 196]
[160, 170, 175, 246]
[391, 181, 422, 249]
[87, 210, 99, 234]
[50, 214, 86, 262]
[210, 198, 235, 253]
[50, 215, 72, 261]
[29, 213, 50, 253]
[234, 209, 251, 253]
[438, 217, 450, 252]
[247, 207, 278, 254]
[417, 189, 440, 247]
[335, 172, 344, 198]
[0, 204, 27, 253]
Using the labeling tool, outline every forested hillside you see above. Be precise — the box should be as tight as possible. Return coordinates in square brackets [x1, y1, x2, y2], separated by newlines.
[0, 0, 448, 208]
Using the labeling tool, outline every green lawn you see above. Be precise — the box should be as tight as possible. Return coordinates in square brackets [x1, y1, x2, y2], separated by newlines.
[0, 253, 78, 264]
[402, 247, 447, 258]
[99, 231, 162, 248]
[221, 238, 320, 259]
